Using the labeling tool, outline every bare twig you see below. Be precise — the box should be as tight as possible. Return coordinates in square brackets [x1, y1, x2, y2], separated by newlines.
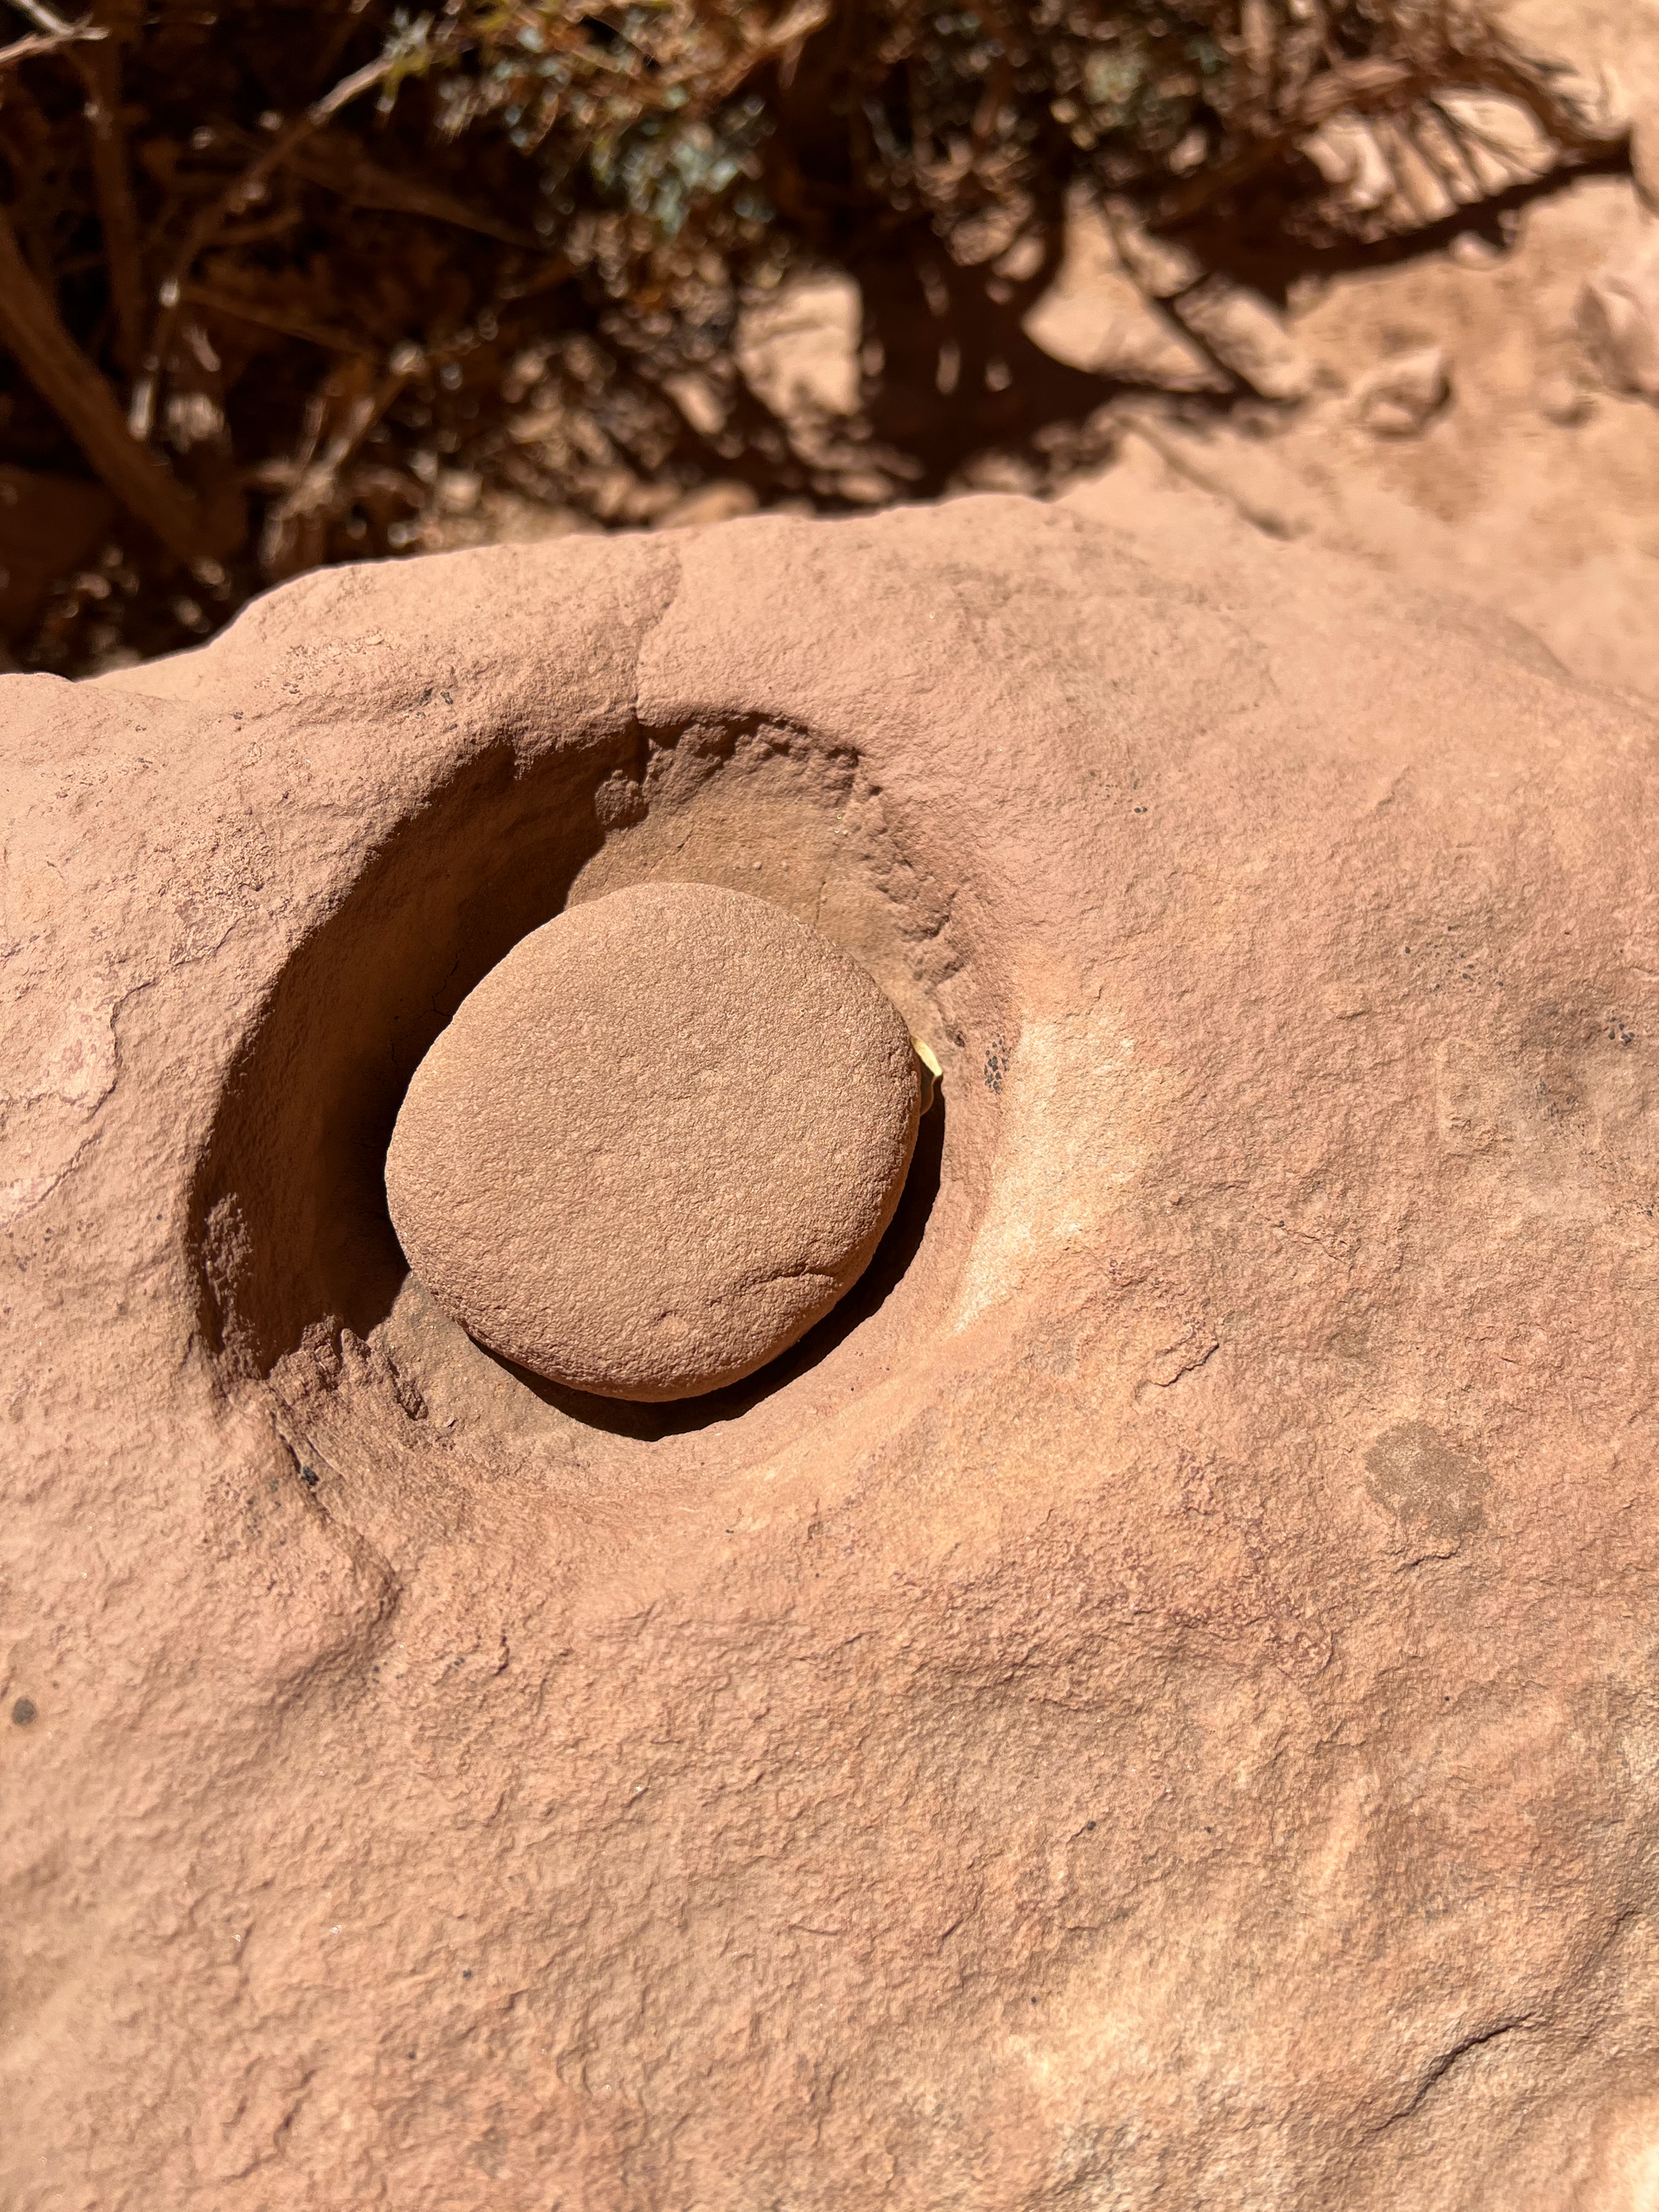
[283, 129, 544, 248]
[0, 16, 103, 69]
[181, 282, 372, 356]
[214, 205, 306, 249]
[496, 253, 576, 303]
[708, 0, 831, 103]
[309, 0, 373, 92]
[259, 357, 416, 575]
[74, 33, 145, 373]
[135, 22, 449, 436]
[6, 0, 86, 33]
[0, 201, 226, 563]
[1156, 16, 1625, 234]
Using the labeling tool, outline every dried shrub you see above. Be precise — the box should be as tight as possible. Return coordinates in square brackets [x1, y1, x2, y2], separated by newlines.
[0, 0, 1624, 672]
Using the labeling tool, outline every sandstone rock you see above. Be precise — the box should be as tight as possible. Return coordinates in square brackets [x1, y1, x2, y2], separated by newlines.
[7, 490, 1659, 2209]
[1066, 177, 1659, 709]
[1023, 200, 1230, 393]
[1101, 196, 1204, 300]
[1173, 275, 1315, 401]
[1503, 0, 1659, 207]
[736, 272, 862, 423]
[1300, 113, 1396, 219]
[385, 880, 921, 1400]
[1307, 98, 1556, 235]
[1578, 229, 1659, 397]
[1446, 228, 1506, 270]
[1354, 345, 1453, 437]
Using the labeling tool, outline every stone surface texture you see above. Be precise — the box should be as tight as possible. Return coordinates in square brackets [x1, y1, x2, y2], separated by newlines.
[4, 485, 1659, 2209]
[385, 880, 921, 1401]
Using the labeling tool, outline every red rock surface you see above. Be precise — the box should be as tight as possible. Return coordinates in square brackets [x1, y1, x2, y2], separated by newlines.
[4, 486, 1659, 2208]
[385, 880, 921, 1400]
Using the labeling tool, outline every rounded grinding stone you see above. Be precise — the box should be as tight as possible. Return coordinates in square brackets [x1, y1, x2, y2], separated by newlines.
[385, 880, 924, 1400]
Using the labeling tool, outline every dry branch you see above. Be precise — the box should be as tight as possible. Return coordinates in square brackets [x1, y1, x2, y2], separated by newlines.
[7, 0, 88, 29]
[0, 0, 1633, 675]
[136, 35, 435, 435]
[74, 36, 145, 373]
[180, 283, 372, 357]
[283, 130, 543, 249]
[0, 18, 102, 69]
[0, 204, 224, 563]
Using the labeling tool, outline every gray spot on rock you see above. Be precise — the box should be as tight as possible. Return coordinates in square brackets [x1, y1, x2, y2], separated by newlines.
[1364, 1421, 1490, 1540]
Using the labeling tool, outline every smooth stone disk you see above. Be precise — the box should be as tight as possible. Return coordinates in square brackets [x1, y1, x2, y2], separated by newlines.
[385, 880, 923, 1401]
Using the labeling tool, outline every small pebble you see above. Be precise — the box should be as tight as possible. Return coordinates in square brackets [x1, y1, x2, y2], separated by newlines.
[1354, 346, 1452, 439]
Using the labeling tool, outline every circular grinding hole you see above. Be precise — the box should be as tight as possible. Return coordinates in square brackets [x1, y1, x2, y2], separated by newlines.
[385, 880, 925, 1402]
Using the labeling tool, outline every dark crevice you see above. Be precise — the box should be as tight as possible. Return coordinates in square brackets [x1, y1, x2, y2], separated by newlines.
[1379, 2016, 1535, 2130]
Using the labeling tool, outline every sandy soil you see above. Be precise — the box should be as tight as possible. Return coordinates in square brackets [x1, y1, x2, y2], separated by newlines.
[1074, 174, 1658, 707]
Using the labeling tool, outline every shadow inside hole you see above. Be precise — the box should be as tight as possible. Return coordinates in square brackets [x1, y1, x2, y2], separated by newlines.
[194, 739, 615, 1373]
[485, 1084, 948, 1440]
